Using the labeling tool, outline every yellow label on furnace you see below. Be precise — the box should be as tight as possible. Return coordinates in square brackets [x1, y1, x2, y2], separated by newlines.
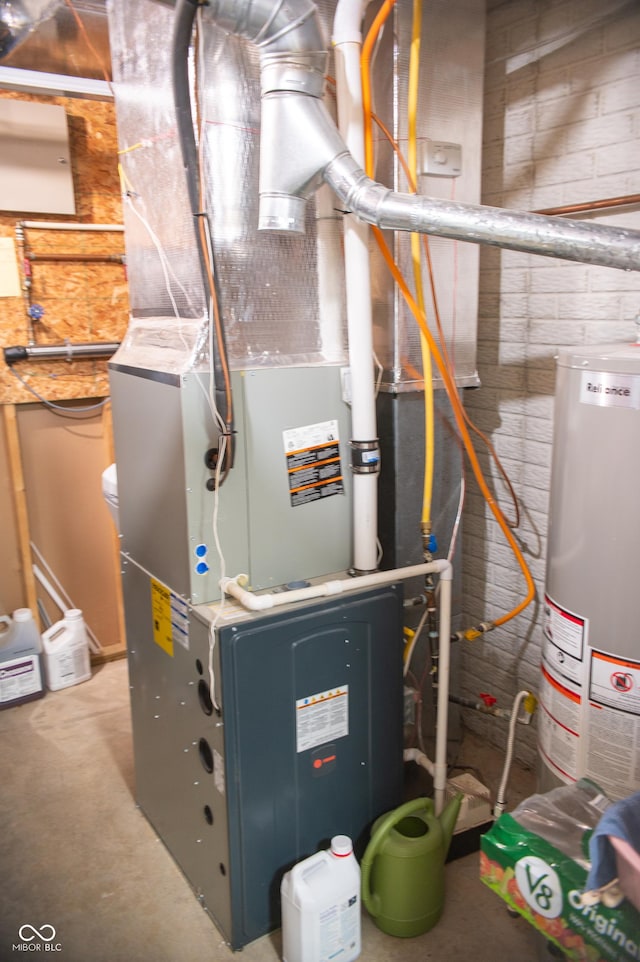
[151, 577, 174, 657]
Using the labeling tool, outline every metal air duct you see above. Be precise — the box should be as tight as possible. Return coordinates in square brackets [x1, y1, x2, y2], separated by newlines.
[194, 0, 640, 271]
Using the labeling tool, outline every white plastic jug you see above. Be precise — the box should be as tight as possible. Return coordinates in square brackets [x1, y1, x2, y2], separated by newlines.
[42, 609, 91, 691]
[0, 608, 45, 708]
[281, 835, 361, 962]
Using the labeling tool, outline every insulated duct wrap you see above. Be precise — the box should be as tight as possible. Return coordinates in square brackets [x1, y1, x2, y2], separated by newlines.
[108, 0, 207, 373]
[107, 0, 347, 374]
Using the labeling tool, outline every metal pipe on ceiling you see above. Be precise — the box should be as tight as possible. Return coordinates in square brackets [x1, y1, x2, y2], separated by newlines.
[534, 194, 640, 217]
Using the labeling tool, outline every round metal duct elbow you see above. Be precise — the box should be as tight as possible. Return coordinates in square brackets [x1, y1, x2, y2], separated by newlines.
[198, 0, 333, 234]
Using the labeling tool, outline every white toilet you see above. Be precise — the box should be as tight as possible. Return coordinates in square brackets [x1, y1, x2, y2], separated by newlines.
[101, 463, 120, 533]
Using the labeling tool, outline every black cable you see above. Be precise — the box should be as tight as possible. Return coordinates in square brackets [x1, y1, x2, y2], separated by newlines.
[172, 0, 210, 284]
[171, 0, 234, 472]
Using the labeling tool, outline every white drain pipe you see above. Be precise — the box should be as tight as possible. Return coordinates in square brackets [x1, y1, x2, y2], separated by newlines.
[333, 0, 378, 574]
[403, 747, 435, 777]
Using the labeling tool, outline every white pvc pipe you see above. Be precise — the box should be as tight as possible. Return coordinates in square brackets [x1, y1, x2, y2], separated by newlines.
[404, 747, 435, 777]
[331, 2, 454, 811]
[352, 474, 378, 572]
[33, 564, 68, 618]
[333, 0, 378, 573]
[221, 558, 451, 611]
[434, 576, 452, 815]
[31, 546, 103, 654]
[333, 0, 367, 43]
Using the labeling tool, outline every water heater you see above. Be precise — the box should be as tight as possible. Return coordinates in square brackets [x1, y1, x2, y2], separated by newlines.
[539, 342, 640, 801]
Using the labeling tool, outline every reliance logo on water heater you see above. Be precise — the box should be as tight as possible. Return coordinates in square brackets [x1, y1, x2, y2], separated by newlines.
[580, 370, 640, 410]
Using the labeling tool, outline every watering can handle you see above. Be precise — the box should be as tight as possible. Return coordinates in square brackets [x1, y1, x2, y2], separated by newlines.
[361, 796, 433, 918]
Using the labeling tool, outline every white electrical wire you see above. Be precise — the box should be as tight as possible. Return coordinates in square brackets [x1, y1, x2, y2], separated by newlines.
[447, 470, 465, 564]
[376, 537, 383, 566]
[373, 351, 384, 397]
[30, 542, 103, 653]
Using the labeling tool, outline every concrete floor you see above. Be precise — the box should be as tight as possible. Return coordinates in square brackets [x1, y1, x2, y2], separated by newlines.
[0, 659, 546, 962]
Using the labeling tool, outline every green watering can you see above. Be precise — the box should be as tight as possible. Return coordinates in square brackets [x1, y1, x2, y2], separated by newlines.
[361, 794, 462, 937]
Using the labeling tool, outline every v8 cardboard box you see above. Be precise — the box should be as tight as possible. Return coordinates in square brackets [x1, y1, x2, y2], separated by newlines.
[480, 813, 640, 962]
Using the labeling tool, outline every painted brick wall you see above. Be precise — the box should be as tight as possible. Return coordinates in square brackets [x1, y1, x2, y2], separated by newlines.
[461, 0, 640, 767]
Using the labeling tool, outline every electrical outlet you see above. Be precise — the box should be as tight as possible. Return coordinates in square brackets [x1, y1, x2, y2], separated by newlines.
[420, 140, 462, 178]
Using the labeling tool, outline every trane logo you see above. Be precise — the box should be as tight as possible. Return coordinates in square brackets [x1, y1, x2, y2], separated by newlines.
[585, 381, 631, 397]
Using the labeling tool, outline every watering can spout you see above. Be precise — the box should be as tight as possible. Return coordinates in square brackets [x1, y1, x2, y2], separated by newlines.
[439, 792, 463, 855]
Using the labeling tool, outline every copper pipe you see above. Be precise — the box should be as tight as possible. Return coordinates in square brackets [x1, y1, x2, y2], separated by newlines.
[535, 194, 640, 216]
[26, 253, 125, 263]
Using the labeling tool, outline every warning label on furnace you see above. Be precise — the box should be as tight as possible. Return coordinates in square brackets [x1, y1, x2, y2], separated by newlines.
[151, 578, 190, 657]
[296, 686, 349, 753]
[283, 420, 344, 507]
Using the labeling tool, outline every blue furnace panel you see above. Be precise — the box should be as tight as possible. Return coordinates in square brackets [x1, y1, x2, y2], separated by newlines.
[219, 585, 404, 948]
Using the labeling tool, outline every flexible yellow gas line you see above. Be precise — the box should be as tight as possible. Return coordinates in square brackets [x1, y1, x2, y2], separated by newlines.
[362, 0, 434, 530]
[372, 227, 535, 633]
[361, 0, 397, 176]
[361, 2, 535, 634]
[363, 105, 521, 530]
[407, 0, 435, 532]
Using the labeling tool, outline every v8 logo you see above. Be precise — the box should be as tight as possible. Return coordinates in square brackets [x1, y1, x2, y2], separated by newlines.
[514, 856, 563, 919]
